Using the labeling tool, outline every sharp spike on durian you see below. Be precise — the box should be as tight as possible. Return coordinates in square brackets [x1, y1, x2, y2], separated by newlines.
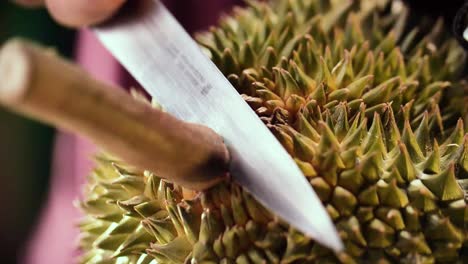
[401, 119, 425, 163]
[332, 186, 357, 216]
[271, 125, 294, 154]
[346, 75, 374, 100]
[443, 199, 468, 228]
[403, 206, 422, 232]
[310, 177, 332, 201]
[337, 217, 367, 247]
[240, 41, 256, 67]
[341, 116, 367, 149]
[339, 168, 363, 194]
[78, 0, 468, 262]
[362, 113, 387, 155]
[294, 158, 317, 178]
[318, 121, 342, 151]
[340, 146, 360, 169]
[395, 231, 432, 255]
[149, 236, 197, 263]
[363, 77, 400, 106]
[366, 219, 395, 248]
[242, 189, 272, 224]
[115, 226, 154, 257]
[230, 185, 249, 226]
[199, 209, 222, 244]
[280, 68, 302, 99]
[440, 119, 465, 156]
[296, 112, 321, 142]
[377, 179, 409, 208]
[413, 111, 430, 151]
[332, 103, 349, 141]
[293, 132, 316, 161]
[408, 180, 438, 213]
[376, 207, 405, 230]
[318, 56, 336, 90]
[360, 152, 382, 183]
[428, 104, 444, 136]
[328, 87, 350, 102]
[426, 214, 463, 243]
[392, 142, 417, 183]
[332, 50, 354, 87]
[326, 204, 340, 221]
[222, 48, 240, 74]
[383, 108, 402, 151]
[382, 167, 405, 186]
[420, 163, 465, 201]
[256, 86, 283, 101]
[418, 139, 441, 174]
[177, 203, 201, 245]
[358, 185, 379, 206]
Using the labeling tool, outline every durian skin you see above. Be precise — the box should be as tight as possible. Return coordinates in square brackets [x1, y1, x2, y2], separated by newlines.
[78, 0, 468, 263]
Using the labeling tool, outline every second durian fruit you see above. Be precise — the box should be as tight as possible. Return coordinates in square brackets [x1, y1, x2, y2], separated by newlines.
[78, 0, 468, 263]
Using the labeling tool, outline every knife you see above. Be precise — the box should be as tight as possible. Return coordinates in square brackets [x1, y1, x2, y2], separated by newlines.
[94, 0, 342, 251]
[0, 0, 342, 252]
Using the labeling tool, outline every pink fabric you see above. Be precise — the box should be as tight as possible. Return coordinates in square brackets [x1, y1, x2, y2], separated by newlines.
[23, 1, 241, 264]
[22, 30, 118, 264]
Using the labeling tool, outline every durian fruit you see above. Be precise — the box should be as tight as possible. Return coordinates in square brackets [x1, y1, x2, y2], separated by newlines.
[78, 0, 468, 263]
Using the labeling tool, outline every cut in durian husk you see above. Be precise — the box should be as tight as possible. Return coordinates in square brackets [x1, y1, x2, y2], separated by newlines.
[78, 0, 468, 263]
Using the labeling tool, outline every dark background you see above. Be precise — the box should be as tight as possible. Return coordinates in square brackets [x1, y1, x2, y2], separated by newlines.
[403, 0, 466, 19]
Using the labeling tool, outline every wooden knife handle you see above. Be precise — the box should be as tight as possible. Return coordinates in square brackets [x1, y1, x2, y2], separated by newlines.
[0, 39, 229, 190]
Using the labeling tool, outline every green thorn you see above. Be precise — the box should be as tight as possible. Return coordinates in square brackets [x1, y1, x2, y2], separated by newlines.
[421, 163, 464, 201]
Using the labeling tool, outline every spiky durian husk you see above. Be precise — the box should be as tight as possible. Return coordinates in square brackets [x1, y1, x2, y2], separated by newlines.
[78, 0, 468, 263]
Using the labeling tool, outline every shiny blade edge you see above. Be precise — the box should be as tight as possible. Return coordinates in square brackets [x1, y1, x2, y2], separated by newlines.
[94, 0, 343, 251]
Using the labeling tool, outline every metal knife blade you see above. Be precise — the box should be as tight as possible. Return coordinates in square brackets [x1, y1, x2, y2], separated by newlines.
[94, 0, 343, 251]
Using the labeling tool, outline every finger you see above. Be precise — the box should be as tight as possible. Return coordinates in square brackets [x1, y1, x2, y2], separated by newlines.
[44, 0, 126, 27]
[12, 0, 45, 7]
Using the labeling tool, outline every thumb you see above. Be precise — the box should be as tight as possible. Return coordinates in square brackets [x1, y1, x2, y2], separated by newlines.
[44, 0, 126, 27]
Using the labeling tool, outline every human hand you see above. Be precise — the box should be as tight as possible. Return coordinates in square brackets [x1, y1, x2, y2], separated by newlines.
[12, 0, 126, 27]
